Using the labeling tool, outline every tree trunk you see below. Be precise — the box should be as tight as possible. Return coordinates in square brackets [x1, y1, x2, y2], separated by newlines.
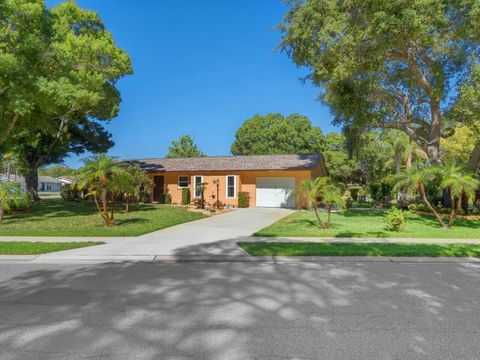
[110, 192, 115, 221]
[101, 187, 113, 226]
[448, 194, 456, 228]
[427, 101, 443, 165]
[0, 114, 19, 146]
[419, 183, 447, 228]
[93, 194, 109, 223]
[327, 206, 331, 229]
[468, 141, 480, 172]
[405, 153, 413, 168]
[395, 153, 401, 173]
[0, 200, 3, 224]
[125, 197, 129, 212]
[24, 166, 40, 201]
[313, 207, 324, 228]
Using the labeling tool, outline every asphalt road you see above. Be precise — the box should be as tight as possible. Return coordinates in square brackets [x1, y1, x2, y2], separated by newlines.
[0, 260, 479, 360]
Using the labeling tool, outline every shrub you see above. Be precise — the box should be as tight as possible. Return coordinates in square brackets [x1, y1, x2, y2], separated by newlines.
[407, 203, 419, 212]
[60, 184, 81, 201]
[140, 192, 149, 203]
[238, 192, 250, 208]
[1, 182, 32, 215]
[193, 198, 202, 209]
[471, 203, 480, 215]
[181, 188, 191, 205]
[384, 207, 410, 232]
[159, 193, 172, 204]
[370, 182, 392, 202]
[350, 188, 359, 201]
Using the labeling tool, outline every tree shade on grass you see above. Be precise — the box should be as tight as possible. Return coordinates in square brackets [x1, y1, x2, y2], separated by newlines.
[0, 242, 103, 255]
[239, 242, 480, 257]
[254, 210, 480, 239]
[0, 199, 206, 237]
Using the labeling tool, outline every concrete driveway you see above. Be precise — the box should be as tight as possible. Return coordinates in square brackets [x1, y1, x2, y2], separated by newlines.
[36, 208, 292, 261]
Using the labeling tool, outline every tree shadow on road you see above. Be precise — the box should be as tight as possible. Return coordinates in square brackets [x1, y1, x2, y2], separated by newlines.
[0, 241, 480, 359]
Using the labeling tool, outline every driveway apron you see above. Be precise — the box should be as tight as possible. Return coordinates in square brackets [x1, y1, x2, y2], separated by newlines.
[37, 208, 292, 259]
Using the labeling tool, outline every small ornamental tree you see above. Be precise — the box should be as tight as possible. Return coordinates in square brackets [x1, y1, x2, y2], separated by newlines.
[194, 182, 208, 209]
[393, 167, 447, 228]
[125, 164, 153, 208]
[78, 154, 130, 226]
[297, 177, 345, 229]
[182, 188, 191, 205]
[440, 165, 480, 228]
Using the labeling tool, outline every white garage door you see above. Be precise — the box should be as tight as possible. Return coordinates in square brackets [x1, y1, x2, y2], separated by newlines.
[256, 177, 295, 208]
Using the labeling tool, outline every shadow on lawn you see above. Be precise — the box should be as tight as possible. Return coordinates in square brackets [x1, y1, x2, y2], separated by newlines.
[1, 241, 480, 359]
[4, 199, 160, 225]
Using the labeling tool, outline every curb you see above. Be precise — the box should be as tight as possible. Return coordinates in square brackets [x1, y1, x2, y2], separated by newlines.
[0, 255, 479, 264]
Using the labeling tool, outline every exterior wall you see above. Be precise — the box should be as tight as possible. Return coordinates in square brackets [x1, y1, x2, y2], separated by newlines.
[148, 172, 241, 207]
[147, 166, 327, 208]
[38, 182, 62, 192]
[311, 155, 328, 178]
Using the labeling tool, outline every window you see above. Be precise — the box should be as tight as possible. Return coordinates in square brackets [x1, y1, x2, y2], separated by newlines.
[226, 175, 236, 198]
[194, 175, 203, 198]
[178, 176, 189, 188]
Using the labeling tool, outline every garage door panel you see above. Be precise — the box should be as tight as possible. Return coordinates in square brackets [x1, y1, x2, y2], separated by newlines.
[256, 177, 295, 208]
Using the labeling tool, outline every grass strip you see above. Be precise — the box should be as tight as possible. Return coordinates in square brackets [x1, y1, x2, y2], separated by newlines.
[238, 242, 480, 257]
[0, 241, 104, 255]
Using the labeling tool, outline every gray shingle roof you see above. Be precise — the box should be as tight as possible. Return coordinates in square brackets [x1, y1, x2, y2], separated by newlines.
[127, 154, 322, 173]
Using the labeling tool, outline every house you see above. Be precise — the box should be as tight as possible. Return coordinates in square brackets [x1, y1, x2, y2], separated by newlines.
[38, 176, 63, 192]
[57, 176, 75, 185]
[0, 174, 64, 192]
[130, 153, 327, 208]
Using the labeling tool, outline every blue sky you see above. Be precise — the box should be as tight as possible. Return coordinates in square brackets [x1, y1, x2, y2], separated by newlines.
[46, 0, 336, 168]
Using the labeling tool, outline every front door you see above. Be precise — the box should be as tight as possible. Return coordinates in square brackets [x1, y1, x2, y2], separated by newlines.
[153, 176, 165, 202]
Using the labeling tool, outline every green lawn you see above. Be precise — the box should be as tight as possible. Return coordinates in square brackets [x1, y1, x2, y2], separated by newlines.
[0, 241, 103, 254]
[255, 210, 480, 239]
[0, 199, 207, 237]
[239, 242, 480, 257]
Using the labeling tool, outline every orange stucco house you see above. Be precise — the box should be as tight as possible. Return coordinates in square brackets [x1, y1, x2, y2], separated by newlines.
[130, 154, 327, 209]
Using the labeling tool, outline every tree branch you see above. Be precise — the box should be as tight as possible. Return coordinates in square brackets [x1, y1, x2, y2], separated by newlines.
[34, 116, 68, 168]
[0, 114, 18, 145]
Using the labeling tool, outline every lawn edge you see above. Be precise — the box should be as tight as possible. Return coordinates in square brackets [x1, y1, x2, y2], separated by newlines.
[238, 241, 480, 258]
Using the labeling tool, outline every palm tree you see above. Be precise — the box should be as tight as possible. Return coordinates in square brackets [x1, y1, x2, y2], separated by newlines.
[393, 166, 447, 228]
[297, 178, 325, 228]
[109, 171, 135, 218]
[125, 164, 153, 209]
[440, 164, 479, 228]
[379, 131, 428, 174]
[297, 177, 346, 229]
[78, 154, 127, 226]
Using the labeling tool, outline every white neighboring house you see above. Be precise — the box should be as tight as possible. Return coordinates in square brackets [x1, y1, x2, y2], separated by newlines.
[38, 176, 63, 192]
[57, 176, 74, 186]
[0, 173, 26, 191]
[0, 174, 66, 192]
